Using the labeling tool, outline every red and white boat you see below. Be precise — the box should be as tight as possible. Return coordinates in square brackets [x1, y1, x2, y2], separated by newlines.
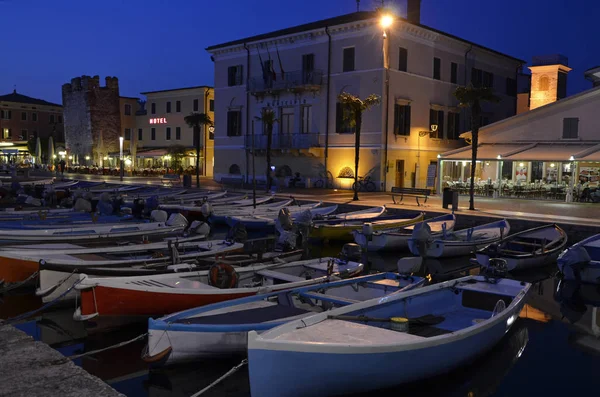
[73, 258, 364, 323]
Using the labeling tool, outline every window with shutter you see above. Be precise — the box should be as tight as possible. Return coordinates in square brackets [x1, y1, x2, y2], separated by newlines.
[176, 127, 181, 140]
[483, 71, 494, 88]
[151, 128, 156, 140]
[176, 101, 181, 112]
[193, 99, 199, 112]
[447, 112, 460, 140]
[336, 102, 355, 134]
[209, 100, 214, 112]
[471, 68, 483, 87]
[166, 102, 171, 113]
[433, 58, 441, 80]
[393, 104, 411, 136]
[227, 111, 242, 136]
[429, 109, 444, 138]
[166, 127, 171, 140]
[228, 66, 236, 86]
[562, 118, 579, 139]
[398, 47, 407, 72]
[302, 54, 315, 83]
[343, 48, 355, 72]
[506, 78, 517, 96]
[138, 129, 143, 141]
[151, 103, 156, 114]
[450, 62, 458, 84]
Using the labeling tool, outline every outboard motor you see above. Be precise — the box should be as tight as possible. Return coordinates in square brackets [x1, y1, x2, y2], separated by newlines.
[200, 202, 213, 219]
[277, 208, 293, 231]
[189, 220, 211, 236]
[339, 243, 362, 262]
[411, 221, 432, 257]
[151, 209, 169, 223]
[132, 198, 145, 218]
[165, 213, 188, 228]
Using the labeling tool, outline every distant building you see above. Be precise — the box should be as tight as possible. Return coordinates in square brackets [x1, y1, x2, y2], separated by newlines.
[62, 75, 121, 166]
[136, 86, 214, 175]
[206, 3, 524, 189]
[120, 96, 140, 167]
[0, 89, 63, 163]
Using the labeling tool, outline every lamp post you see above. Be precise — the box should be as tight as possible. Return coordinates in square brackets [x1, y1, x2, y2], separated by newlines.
[380, 13, 393, 191]
[119, 136, 124, 182]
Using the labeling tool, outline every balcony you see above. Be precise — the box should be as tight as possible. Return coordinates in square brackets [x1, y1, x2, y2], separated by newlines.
[249, 69, 324, 96]
[245, 133, 320, 150]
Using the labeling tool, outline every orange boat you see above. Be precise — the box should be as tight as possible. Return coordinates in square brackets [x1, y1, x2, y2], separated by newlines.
[74, 258, 364, 321]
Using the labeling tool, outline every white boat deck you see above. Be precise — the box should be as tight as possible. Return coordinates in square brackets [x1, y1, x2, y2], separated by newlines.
[273, 319, 425, 344]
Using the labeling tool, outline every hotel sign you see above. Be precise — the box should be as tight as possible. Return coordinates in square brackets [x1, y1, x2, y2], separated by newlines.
[149, 118, 167, 124]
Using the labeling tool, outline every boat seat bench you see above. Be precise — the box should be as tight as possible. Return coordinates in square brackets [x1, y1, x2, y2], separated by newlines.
[256, 269, 305, 283]
[298, 292, 360, 306]
[389, 187, 431, 206]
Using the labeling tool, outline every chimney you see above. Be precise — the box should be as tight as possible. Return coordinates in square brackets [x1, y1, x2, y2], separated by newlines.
[584, 66, 600, 88]
[407, 0, 421, 24]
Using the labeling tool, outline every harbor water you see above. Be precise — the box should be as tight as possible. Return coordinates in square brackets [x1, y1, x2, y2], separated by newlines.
[2, 237, 600, 396]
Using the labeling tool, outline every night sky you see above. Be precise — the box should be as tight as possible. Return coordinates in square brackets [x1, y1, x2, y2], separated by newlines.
[1, 0, 597, 104]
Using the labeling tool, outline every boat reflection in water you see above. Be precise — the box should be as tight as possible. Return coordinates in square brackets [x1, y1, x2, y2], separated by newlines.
[554, 280, 600, 355]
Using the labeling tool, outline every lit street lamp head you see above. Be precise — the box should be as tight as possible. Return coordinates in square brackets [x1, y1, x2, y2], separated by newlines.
[380, 14, 394, 29]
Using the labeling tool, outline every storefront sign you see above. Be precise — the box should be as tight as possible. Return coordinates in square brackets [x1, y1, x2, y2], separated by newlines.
[426, 164, 437, 187]
[149, 118, 167, 124]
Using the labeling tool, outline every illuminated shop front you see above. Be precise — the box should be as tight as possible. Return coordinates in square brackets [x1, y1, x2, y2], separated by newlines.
[439, 143, 600, 200]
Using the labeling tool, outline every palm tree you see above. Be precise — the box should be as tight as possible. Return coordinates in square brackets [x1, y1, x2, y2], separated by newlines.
[338, 92, 381, 201]
[255, 108, 278, 191]
[184, 113, 213, 188]
[454, 84, 500, 210]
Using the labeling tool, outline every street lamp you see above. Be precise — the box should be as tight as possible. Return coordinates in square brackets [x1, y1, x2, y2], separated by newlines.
[380, 12, 394, 191]
[119, 136, 124, 181]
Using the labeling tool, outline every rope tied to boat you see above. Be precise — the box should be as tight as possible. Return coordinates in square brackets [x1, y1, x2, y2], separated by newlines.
[190, 358, 248, 397]
[63, 332, 148, 362]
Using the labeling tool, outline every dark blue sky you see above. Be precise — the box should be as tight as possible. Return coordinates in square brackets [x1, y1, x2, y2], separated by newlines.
[1, 0, 597, 104]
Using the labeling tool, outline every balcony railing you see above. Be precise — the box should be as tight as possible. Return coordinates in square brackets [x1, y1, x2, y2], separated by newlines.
[249, 69, 324, 95]
[245, 133, 320, 150]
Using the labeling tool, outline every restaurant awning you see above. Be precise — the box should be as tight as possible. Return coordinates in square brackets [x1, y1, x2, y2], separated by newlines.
[573, 144, 600, 161]
[441, 144, 530, 160]
[503, 144, 597, 161]
[136, 149, 168, 157]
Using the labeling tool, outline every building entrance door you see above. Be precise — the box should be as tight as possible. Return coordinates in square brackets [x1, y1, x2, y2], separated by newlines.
[395, 160, 405, 187]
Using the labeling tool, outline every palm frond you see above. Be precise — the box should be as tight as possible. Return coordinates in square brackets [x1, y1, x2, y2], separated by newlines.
[184, 112, 213, 128]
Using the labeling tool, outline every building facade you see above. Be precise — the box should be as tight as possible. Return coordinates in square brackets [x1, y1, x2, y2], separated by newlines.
[206, 6, 523, 190]
[0, 89, 63, 163]
[62, 75, 121, 166]
[439, 56, 600, 200]
[136, 86, 214, 176]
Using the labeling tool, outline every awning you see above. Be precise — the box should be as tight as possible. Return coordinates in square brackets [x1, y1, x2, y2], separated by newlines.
[441, 144, 528, 160]
[136, 149, 168, 157]
[574, 144, 600, 161]
[503, 144, 597, 161]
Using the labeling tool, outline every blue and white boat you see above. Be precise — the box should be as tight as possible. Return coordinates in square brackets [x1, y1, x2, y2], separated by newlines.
[353, 213, 455, 252]
[409, 219, 510, 258]
[247, 273, 530, 397]
[144, 272, 425, 366]
[557, 234, 600, 284]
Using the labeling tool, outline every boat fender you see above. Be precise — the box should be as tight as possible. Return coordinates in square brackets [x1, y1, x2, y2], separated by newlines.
[208, 263, 239, 289]
[151, 210, 169, 223]
[201, 202, 213, 218]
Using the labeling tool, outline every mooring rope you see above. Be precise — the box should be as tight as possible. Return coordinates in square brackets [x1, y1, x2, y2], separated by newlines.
[66, 332, 148, 362]
[0, 278, 82, 327]
[0, 271, 40, 294]
[190, 358, 248, 397]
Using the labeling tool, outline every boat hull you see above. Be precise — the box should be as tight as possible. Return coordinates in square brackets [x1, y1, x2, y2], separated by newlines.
[353, 231, 409, 252]
[248, 304, 523, 397]
[0, 257, 38, 283]
[476, 251, 562, 271]
[313, 215, 423, 242]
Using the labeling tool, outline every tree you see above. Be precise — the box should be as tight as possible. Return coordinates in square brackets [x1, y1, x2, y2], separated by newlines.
[184, 113, 213, 188]
[166, 144, 187, 173]
[255, 108, 278, 191]
[454, 84, 500, 210]
[337, 92, 381, 201]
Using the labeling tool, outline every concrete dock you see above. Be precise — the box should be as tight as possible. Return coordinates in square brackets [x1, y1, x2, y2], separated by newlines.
[0, 325, 123, 397]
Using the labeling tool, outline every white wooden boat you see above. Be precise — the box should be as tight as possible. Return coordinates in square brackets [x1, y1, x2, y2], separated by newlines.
[408, 219, 510, 258]
[144, 273, 425, 365]
[353, 213, 455, 252]
[73, 258, 364, 322]
[35, 239, 243, 303]
[557, 234, 600, 284]
[247, 274, 530, 397]
[476, 224, 567, 271]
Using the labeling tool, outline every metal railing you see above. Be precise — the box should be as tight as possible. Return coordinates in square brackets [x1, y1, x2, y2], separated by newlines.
[249, 69, 324, 93]
[245, 133, 320, 149]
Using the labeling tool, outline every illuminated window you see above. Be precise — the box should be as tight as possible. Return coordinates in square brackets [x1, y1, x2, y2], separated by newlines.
[3, 128, 11, 139]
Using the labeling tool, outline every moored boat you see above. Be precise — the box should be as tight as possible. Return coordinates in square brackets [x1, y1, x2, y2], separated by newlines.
[353, 213, 455, 251]
[408, 219, 510, 258]
[557, 234, 600, 284]
[247, 273, 530, 397]
[144, 272, 425, 366]
[311, 209, 423, 241]
[73, 257, 364, 323]
[476, 224, 567, 271]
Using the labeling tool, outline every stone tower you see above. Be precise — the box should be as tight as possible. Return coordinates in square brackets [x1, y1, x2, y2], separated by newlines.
[528, 55, 572, 110]
[62, 76, 121, 166]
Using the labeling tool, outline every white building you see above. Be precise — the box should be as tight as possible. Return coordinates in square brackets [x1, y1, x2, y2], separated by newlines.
[206, 3, 524, 190]
[136, 86, 214, 175]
